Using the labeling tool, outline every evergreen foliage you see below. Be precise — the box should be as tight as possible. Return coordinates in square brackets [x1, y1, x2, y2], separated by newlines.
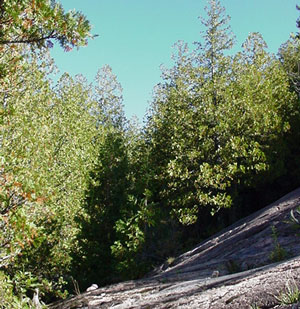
[0, 0, 300, 305]
[146, 1, 300, 225]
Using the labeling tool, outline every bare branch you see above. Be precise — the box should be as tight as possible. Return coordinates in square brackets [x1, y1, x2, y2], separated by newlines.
[0, 31, 55, 45]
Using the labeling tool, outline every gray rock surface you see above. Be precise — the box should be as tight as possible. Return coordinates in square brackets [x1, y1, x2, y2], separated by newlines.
[49, 188, 300, 308]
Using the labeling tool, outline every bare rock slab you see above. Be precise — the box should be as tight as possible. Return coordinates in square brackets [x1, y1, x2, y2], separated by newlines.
[49, 188, 300, 308]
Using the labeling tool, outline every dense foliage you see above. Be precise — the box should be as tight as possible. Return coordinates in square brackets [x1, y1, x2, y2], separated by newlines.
[0, 0, 91, 48]
[0, 0, 300, 306]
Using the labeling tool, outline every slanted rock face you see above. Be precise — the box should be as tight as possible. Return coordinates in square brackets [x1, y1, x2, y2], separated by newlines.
[49, 188, 300, 309]
[149, 188, 300, 283]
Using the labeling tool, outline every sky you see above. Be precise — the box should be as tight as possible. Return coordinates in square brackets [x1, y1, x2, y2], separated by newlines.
[51, 0, 299, 121]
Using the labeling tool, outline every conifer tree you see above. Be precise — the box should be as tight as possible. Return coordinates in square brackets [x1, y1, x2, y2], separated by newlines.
[146, 0, 300, 227]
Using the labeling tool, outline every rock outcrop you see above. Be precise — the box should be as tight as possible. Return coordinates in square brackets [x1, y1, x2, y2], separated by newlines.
[49, 188, 300, 308]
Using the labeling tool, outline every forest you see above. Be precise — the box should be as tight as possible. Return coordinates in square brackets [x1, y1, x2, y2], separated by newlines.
[1, 0, 300, 307]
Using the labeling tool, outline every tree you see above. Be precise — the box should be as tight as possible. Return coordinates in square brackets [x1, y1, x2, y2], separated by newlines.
[0, 0, 92, 105]
[195, 0, 235, 83]
[297, 4, 300, 36]
[72, 128, 130, 287]
[146, 0, 300, 230]
[0, 0, 97, 304]
[147, 0, 236, 224]
[72, 68, 157, 287]
[70, 67, 129, 288]
[93, 65, 126, 130]
[278, 35, 300, 189]
[279, 35, 300, 98]
[0, 0, 92, 50]
[0, 51, 99, 302]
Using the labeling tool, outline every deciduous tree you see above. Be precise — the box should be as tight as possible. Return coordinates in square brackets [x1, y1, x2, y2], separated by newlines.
[0, 0, 92, 49]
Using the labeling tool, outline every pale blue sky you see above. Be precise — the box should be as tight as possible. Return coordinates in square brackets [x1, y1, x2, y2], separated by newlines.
[51, 0, 299, 121]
